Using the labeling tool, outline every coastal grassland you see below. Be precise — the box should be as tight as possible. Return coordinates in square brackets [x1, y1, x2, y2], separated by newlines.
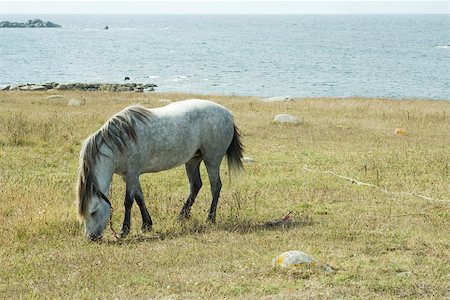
[0, 91, 449, 299]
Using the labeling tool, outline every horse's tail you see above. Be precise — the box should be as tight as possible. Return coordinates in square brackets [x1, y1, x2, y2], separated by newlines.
[226, 124, 244, 176]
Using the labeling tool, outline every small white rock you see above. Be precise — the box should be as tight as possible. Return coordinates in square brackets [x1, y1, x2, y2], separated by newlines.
[274, 114, 300, 124]
[241, 156, 254, 164]
[20, 85, 47, 91]
[68, 99, 82, 106]
[259, 96, 292, 102]
[46, 95, 67, 100]
[273, 250, 332, 272]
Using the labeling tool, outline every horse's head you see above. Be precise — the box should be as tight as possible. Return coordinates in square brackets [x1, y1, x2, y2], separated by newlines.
[77, 134, 114, 241]
[83, 191, 112, 241]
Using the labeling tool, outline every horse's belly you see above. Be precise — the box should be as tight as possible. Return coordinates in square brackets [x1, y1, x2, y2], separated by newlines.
[139, 146, 197, 173]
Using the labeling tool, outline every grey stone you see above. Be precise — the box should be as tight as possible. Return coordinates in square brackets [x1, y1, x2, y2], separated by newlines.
[260, 96, 292, 103]
[68, 99, 82, 106]
[116, 86, 132, 92]
[20, 85, 46, 91]
[30, 85, 47, 91]
[46, 95, 67, 100]
[42, 82, 58, 89]
[274, 114, 300, 124]
[273, 250, 333, 272]
[55, 84, 68, 90]
[143, 83, 157, 88]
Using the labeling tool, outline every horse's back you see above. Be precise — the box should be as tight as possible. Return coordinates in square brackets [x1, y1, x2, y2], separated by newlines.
[131, 99, 235, 173]
[156, 99, 232, 119]
[154, 98, 235, 141]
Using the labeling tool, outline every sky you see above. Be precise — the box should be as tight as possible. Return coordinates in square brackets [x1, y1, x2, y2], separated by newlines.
[0, 0, 448, 14]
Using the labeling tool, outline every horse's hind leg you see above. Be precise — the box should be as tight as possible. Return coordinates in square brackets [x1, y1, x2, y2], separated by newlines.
[119, 187, 135, 238]
[135, 184, 153, 232]
[179, 156, 203, 219]
[204, 160, 222, 224]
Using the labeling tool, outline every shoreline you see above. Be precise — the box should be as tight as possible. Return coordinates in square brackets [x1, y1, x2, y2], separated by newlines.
[0, 83, 448, 102]
[0, 82, 157, 93]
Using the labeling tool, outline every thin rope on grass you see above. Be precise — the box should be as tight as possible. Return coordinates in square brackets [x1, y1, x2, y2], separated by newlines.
[303, 165, 450, 204]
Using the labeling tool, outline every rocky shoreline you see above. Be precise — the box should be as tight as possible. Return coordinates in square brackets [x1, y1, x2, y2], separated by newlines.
[0, 82, 157, 93]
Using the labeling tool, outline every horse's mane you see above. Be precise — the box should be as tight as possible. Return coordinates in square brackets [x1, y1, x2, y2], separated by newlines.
[76, 105, 152, 218]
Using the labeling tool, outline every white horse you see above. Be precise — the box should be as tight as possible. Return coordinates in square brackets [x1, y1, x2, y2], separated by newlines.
[77, 99, 244, 241]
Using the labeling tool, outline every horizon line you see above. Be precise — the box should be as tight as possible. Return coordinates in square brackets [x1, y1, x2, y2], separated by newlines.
[1, 1, 448, 15]
[1, 12, 449, 15]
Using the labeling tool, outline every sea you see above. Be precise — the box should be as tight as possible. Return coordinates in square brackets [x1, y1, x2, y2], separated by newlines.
[0, 14, 449, 99]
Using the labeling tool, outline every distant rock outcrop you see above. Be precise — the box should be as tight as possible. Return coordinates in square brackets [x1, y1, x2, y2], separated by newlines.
[3, 82, 157, 93]
[0, 19, 62, 28]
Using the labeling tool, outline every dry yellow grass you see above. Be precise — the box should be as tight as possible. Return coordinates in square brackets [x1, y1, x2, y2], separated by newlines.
[0, 91, 449, 299]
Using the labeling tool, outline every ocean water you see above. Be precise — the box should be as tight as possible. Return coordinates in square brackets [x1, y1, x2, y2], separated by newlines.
[0, 14, 449, 99]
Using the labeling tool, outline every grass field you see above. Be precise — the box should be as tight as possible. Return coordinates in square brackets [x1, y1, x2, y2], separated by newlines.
[0, 91, 449, 299]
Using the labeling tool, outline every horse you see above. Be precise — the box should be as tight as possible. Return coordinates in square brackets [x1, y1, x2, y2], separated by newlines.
[76, 99, 244, 241]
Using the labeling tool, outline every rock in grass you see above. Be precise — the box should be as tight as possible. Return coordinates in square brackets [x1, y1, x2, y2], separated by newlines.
[46, 95, 67, 100]
[259, 96, 292, 102]
[395, 128, 407, 135]
[274, 114, 300, 124]
[273, 250, 333, 272]
[241, 156, 254, 164]
[0, 85, 10, 91]
[68, 99, 82, 106]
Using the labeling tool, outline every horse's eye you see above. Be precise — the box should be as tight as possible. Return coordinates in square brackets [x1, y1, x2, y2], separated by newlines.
[90, 211, 97, 217]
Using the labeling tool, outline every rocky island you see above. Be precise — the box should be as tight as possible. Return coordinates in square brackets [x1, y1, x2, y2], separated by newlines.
[0, 19, 62, 28]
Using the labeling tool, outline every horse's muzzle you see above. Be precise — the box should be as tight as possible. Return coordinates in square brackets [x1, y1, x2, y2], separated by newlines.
[88, 233, 103, 242]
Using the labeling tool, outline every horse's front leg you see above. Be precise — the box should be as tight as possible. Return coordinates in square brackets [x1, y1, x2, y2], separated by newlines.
[119, 188, 134, 238]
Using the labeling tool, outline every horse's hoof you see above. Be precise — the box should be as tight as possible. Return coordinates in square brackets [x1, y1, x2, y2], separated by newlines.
[141, 224, 152, 232]
[178, 212, 191, 221]
[119, 228, 129, 239]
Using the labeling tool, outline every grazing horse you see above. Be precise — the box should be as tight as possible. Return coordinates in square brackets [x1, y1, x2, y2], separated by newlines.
[76, 99, 244, 241]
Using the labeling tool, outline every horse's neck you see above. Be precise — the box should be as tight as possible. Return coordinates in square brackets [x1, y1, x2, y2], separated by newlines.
[92, 155, 115, 195]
